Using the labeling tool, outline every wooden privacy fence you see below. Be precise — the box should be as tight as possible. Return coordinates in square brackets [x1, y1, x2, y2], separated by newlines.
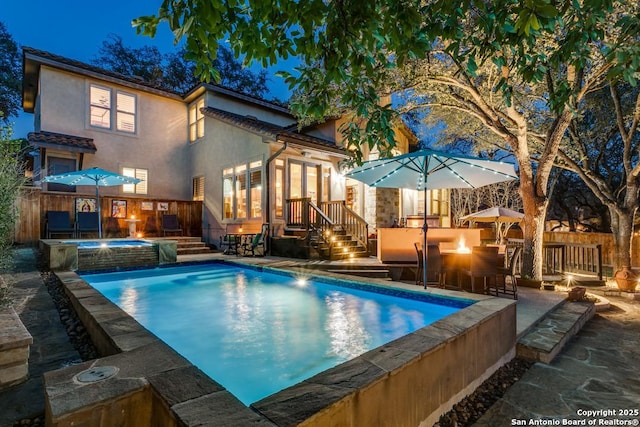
[14, 188, 202, 244]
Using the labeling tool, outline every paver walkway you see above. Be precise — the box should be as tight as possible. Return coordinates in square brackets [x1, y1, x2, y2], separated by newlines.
[0, 248, 79, 427]
[475, 294, 640, 426]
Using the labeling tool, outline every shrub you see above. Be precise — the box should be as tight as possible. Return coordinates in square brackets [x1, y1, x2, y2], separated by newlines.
[0, 120, 26, 306]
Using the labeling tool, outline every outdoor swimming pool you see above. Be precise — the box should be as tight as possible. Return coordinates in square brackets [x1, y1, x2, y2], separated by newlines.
[81, 262, 471, 405]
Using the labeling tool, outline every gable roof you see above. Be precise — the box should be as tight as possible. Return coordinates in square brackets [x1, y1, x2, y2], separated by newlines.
[28, 131, 97, 153]
[22, 47, 291, 117]
[202, 107, 347, 156]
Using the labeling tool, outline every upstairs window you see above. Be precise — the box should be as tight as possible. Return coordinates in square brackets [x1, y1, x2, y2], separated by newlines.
[90, 85, 111, 129]
[122, 167, 148, 194]
[89, 84, 137, 134]
[189, 98, 205, 142]
[116, 92, 136, 132]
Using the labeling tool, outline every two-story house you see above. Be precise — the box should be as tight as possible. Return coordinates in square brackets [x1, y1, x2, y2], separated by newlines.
[21, 47, 450, 258]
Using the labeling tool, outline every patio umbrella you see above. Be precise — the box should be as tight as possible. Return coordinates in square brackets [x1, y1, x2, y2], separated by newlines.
[42, 167, 142, 238]
[460, 206, 524, 244]
[345, 149, 518, 288]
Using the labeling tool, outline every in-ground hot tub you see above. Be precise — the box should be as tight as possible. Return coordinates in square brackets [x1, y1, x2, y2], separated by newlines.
[39, 238, 177, 271]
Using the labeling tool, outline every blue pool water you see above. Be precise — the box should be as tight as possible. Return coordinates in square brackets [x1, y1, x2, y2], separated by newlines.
[81, 263, 470, 405]
[65, 239, 152, 249]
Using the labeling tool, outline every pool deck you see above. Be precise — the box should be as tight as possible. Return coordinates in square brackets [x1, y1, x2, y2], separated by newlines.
[2, 248, 637, 425]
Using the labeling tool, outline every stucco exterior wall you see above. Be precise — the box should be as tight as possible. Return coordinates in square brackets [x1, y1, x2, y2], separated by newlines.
[189, 114, 271, 244]
[37, 67, 190, 200]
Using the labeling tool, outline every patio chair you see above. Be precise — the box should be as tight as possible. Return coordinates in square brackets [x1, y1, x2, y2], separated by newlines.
[45, 211, 75, 238]
[491, 246, 521, 299]
[104, 217, 123, 238]
[241, 224, 269, 257]
[414, 242, 445, 288]
[76, 212, 99, 238]
[458, 246, 498, 294]
[162, 214, 183, 236]
[143, 216, 159, 237]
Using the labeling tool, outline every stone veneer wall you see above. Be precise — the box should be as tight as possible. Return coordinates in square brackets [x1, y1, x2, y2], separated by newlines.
[365, 187, 399, 231]
[44, 267, 516, 427]
[77, 247, 158, 271]
[0, 308, 33, 390]
[39, 240, 177, 272]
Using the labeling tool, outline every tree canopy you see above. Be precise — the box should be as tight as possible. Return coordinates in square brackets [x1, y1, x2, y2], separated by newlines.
[134, 0, 640, 161]
[0, 22, 22, 122]
[134, 0, 640, 277]
[92, 34, 271, 98]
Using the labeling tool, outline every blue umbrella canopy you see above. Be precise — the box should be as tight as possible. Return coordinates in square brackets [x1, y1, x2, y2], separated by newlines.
[43, 167, 142, 238]
[345, 149, 518, 288]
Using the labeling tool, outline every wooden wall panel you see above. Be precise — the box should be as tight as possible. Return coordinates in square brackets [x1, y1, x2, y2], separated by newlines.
[14, 189, 202, 244]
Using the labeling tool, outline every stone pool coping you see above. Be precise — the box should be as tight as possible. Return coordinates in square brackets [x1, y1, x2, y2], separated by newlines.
[44, 261, 516, 426]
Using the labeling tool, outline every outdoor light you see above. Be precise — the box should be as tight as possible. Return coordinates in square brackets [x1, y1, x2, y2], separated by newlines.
[136, 233, 142, 238]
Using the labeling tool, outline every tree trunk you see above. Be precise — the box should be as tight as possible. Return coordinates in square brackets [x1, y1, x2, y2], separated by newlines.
[519, 184, 548, 280]
[609, 207, 635, 271]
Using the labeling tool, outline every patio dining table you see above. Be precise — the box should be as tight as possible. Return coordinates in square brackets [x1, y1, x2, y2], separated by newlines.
[440, 250, 505, 291]
[223, 233, 258, 256]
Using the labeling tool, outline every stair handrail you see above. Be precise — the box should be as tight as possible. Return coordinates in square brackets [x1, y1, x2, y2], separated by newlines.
[308, 201, 334, 248]
[285, 197, 311, 229]
[341, 203, 369, 250]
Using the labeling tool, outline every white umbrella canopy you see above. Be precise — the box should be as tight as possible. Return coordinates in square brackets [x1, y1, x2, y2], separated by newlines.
[461, 206, 523, 244]
[345, 149, 518, 288]
[460, 206, 524, 223]
[42, 167, 142, 238]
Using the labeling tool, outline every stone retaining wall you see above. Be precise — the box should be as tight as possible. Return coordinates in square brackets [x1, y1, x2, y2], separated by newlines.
[0, 308, 33, 390]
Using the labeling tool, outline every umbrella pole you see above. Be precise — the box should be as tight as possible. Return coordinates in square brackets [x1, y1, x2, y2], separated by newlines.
[95, 185, 102, 239]
[423, 188, 428, 289]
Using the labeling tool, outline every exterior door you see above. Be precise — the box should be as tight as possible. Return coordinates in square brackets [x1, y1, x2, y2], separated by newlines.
[288, 161, 320, 225]
[289, 161, 320, 203]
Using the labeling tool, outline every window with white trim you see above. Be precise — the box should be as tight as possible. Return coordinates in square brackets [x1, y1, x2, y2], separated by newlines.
[89, 84, 137, 133]
[222, 161, 262, 220]
[122, 167, 148, 194]
[192, 176, 204, 201]
[116, 92, 136, 132]
[189, 98, 205, 142]
[90, 85, 111, 129]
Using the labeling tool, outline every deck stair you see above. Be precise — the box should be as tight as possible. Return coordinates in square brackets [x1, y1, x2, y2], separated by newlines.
[310, 226, 369, 261]
[516, 300, 595, 363]
[154, 237, 214, 256]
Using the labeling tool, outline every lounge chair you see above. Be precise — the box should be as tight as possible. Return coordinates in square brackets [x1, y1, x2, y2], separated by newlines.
[241, 224, 269, 256]
[76, 212, 99, 238]
[162, 214, 183, 236]
[46, 211, 75, 238]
